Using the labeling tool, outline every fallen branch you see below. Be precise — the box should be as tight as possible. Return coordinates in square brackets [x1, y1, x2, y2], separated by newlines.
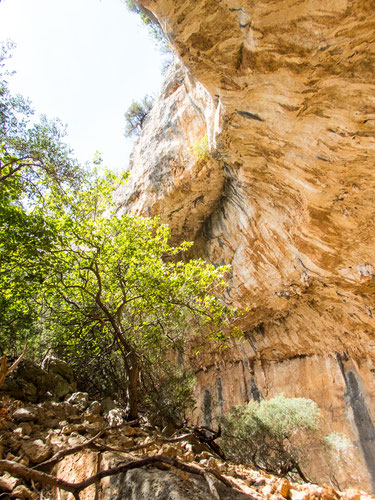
[0, 460, 79, 497]
[0, 454, 255, 500]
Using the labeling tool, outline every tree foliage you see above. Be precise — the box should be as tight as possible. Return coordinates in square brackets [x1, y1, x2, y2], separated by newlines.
[0, 42, 83, 354]
[124, 95, 154, 137]
[40, 170, 235, 419]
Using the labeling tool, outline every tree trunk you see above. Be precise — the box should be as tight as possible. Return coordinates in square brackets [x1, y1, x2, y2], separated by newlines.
[127, 351, 139, 420]
[110, 323, 139, 420]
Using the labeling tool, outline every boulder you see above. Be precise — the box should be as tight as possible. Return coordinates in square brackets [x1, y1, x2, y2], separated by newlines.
[42, 357, 77, 398]
[51, 374, 76, 399]
[21, 439, 52, 464]
[42, 357, 75, 383]
[16, 379, 38, 402]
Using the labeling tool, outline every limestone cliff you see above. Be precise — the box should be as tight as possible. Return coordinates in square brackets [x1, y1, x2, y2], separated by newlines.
[118, 0, 375, 491]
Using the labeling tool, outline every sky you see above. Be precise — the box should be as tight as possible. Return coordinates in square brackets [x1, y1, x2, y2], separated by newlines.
[0, 0, 165, 172]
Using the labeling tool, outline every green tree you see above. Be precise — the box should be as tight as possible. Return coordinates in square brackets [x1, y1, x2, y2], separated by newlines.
[42, 171, 235, 419]
[221, 395, 321, 481]
[124, 95, 154, 137]
[0, 43, 81, 191]
[0, 41, 83, 354]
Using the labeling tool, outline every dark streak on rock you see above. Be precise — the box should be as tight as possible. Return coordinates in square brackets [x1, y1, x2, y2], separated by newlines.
[237, 110, 264, 122]
[236, 44, 244, 70]
[193, 194, 204, 207]
[216, 377, 224, 412]
[254, 323, 265, 337]
[336, 353, 375, 492]
[296, 257, 322, 277]
[246, 333, 257, 354]
[250, 378, 262, 402]
[286, 353, 309, 361]
[203, 389, 212, 428]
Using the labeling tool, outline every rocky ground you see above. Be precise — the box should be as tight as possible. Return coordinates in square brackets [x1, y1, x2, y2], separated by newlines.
[0, 390, 373, 500]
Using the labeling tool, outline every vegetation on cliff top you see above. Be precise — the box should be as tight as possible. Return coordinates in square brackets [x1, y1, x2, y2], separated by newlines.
[124, 95, 154, 137]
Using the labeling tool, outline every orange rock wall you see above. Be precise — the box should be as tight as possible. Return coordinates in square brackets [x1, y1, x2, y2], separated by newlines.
[122, 0, 375, 490]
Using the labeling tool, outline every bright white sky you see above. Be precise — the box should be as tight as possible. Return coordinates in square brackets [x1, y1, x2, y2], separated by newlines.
[0, 0, 164, 172]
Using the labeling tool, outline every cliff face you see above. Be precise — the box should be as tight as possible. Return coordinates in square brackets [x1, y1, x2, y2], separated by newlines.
[118, 0, 375, 490]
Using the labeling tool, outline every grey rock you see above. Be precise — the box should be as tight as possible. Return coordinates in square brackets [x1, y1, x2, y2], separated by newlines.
[16, 360, 51, 395]
[51, 374, 76, 399]
[0, 378, 24, 400]
[2, 359, 76, 403]
[104, 467, 252, 500]
[16, 379, 38, 402]
[66, 392, 89, 408]
[12, 407, 38, 423]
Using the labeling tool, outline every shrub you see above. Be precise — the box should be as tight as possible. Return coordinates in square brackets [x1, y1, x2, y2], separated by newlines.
[324, 432, 352, 454]
[220, 395, 321, 480]
[191, 134, 209, 160]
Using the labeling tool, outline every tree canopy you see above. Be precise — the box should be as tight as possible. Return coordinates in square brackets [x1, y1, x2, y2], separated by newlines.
[41, 170, 234, 419]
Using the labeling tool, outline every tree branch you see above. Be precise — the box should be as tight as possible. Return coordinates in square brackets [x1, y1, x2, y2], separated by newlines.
[0, 455, 254, 499]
